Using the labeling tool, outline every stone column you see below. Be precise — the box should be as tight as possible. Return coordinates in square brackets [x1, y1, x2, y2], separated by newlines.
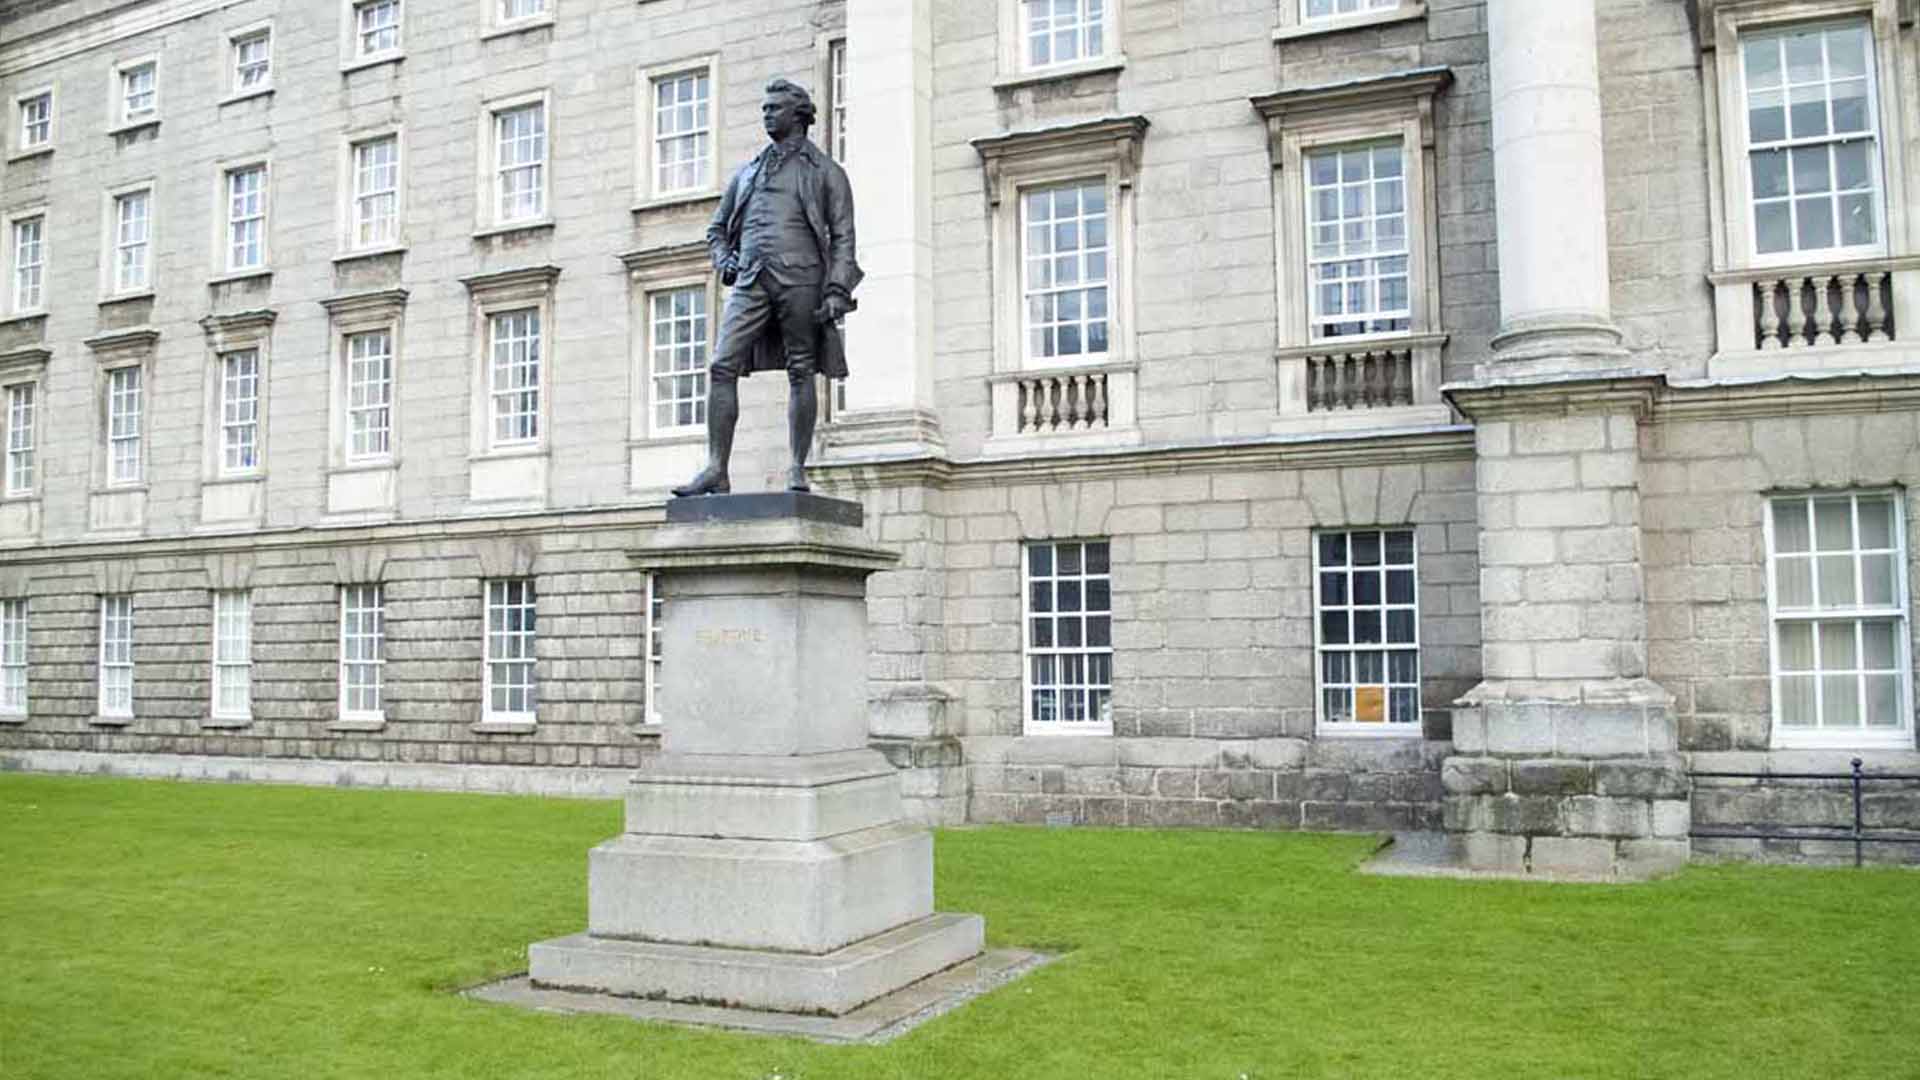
[528, 495, 982, 1015]
[1485, 0, 1624, 371]
[829, 0, 944, 457]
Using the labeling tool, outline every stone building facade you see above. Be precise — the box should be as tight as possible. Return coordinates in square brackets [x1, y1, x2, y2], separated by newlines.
[1, 0, 1917, 872]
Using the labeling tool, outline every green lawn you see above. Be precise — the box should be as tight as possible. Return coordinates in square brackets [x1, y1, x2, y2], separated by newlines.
[1, 774, 1915, 1079]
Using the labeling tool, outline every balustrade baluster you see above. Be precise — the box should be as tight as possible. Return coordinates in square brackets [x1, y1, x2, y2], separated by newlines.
[1811, 275, 1838, 346]
[1070, 374, 1089, 430]
[1361, 352, 1379, 409]
[1090, 372, 1108, 427]
[1021, 380, 1038, 433]
[1864, 271, 1891, 341]
[1756, 279, 1783, 350]
[1783, 277, 1811, 347]
[1837, 273, 1865, 344]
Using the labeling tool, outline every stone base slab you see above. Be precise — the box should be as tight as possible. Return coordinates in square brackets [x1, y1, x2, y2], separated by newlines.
[527, 912, 986, 1017]
[625, 750, 903, 841]
[588, 823, 933, 953]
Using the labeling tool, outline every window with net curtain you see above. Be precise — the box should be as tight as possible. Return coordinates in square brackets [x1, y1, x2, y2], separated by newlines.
[1768, 492, 1910, 744]
[1741, 19, 1883, 260]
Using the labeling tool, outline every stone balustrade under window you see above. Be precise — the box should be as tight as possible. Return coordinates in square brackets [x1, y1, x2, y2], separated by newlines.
[1708, 255, 1920, 377]
[985, 361, 1139, 453]
[1273, 332, 1451, 434]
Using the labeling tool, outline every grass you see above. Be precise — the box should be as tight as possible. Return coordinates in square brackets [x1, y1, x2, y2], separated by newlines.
[1, 774, 1916, 1079]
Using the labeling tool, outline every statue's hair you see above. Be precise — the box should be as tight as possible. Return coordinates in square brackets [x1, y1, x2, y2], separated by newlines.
[763, 77, 817, 127]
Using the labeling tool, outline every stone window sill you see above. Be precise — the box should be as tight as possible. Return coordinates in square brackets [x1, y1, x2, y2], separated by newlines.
[472, 219, 554, 241]
[1315, 725, 1425, 740]
[0, 310, 48, 328]
[202, 715, 253, 729]
[0, 491, 40, 504]
[0, 713, 25, 725]
[328, 716, 386, 733]
[100, 290, 155, 307]
[6, 145, 52, 164]
[219, 86, 274, 107]
[208, 268, 273, 287]
[1273, 2, 1427, 42]
[632, 190, 721, 215]
[341, 51, 404, 76]
[333, 244, 408, 264]
[472, 719, 537, 735]
[634, 432, 704, 447]
[632, 722, 664, 739]
[992, 55, 1127, 91]
[106, 117, 160, 137]
[90, 714, 133, 727]
[331, 458, 398, 476]
[471, 445, 547, 462]
[482, 16, 554, 40]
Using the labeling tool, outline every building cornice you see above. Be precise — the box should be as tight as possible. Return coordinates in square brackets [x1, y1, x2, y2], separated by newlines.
[617, 242, 711, 281]
[0, 346, 52, 376]
[82, 326, 160, 359]
[0, 0, 233, 78]
[1445, 372, 1664, 422]
[460, 264, 562, 299]
[971, 115, 1150, 205]
[318, 289, 409, 319]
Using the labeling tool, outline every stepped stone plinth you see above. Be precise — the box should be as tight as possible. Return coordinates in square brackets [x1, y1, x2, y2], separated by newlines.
[527, 493, 983, 1015]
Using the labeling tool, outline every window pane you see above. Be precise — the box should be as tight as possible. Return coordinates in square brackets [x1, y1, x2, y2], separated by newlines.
[1865, 674, 1901, 727]
[1778, 622, 1814, 670]
[1821, 675, 1859, 727]
[1772, 499, 1811, 552]
[1818, 621, 1856, 669]
[1776, 558, 1813, 609]
[1779, 674, 1816, 726]
[1817, 555, 1855, 607]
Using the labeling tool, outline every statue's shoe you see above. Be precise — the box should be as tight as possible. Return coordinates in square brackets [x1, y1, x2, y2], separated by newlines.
[787, 466, 811, 493]
[671, 468, 730, 497]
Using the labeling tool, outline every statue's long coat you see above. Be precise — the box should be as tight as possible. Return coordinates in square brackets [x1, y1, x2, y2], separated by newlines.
[705, 138, 864, 379]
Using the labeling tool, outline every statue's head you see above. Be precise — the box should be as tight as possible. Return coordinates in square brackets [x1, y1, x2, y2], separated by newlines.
[761, 78, 816, 141]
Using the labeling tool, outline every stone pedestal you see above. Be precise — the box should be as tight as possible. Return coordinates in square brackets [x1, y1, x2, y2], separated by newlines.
[528, 493, 983, 1015]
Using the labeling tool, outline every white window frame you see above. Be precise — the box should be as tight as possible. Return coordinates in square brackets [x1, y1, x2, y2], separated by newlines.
[1764, 489, 1913, 749]
[1312, 528, 1424, 737]
[97, 593, 133, 719]
[4, 380, 35, 497]
[1303, 140, 1414, 341]
[1021, 538, 1114, 736]
[0, 597, 25, 717]
[476, 89, 550, 231]
[6, 209, 48, 316]
[218, 160, 271, 275]
[210, 589, 252, 723]
[1018, 178, 1114, 369]
[104, 182, 155, 298]
[644, 572, 663, 726]
[646, 284, 712, 437]
[487, 308, 542, 449]
[104, 364, 144, 487]
[638, 58, 717, 204]
[110, 56, 159, 130]
[825, 37, 848, 164]
[997, 0, 1124, 80]
[485, 0, 553, 36]
[344, 0, 404, 68]
[482, 578, 538, 725]
[227, 22, 274, 99]
[12, 86, 54, 157]
[217, 349, 264, 477]
[1736, 17, 1888, 266]
[344, 328, 396, 463]
[339, 583, 385, 725]
[347, 131, 403, 252]
[321, 289, 406, 476]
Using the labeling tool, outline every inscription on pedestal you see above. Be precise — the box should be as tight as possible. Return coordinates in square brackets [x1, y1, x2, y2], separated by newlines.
[695, 627, 767, 647]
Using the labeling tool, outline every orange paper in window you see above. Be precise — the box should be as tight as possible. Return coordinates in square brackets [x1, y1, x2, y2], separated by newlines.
[1354, 686, 1386, 723]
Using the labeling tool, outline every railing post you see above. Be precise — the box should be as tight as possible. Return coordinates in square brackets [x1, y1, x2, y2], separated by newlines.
[1852, 756, 1864, 869]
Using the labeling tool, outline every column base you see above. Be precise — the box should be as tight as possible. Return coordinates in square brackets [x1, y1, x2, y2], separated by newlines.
[529, 912, 986, 1017]
[1442, 678, 1691, 880]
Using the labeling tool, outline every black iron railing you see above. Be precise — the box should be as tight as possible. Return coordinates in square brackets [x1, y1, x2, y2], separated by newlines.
[1689, 757, 1920, 867]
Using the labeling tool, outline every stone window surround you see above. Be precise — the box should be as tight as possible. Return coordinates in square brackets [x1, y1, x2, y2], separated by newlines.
[320, 289, 408, 474]
[9, 84, 55, 160]
[633, 54, 719, 211]
[1273, 0, 1427, 43]
[91, 559, 138, 726]
[99, 178, 157, 302]
[210, 155, 273, 281]
[1762, 487, 1914, 750]
[474, 87, 551, 236]
[461, 265, 558, 510]
[1697, 0, 1920, 367]
[816, 33, 847, 165]
[3, 205, 49, 318]
[329, 544, 390, 732]
[0, 347, 47, 502]
[221, 19, 274, 104]
[993, 0, 1127, 90]
[107, 53, 159, 134]
[643, 570, 663, 729]
[340, 0, 405, 74]
[199, 311, 275, 486]
[620, 242, 715, 446]
[1253, 67, 1454, 431]
[481, 0, 554, 40]
[472, 536, 540, 734]
[83, 327, 156, 495]
[0, 594, 25, 722]
[337, 124, 406, 258]
[1021, 537, 1115, 737]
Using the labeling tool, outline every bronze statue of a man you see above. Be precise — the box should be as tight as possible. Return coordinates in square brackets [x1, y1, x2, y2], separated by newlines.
[672, 78, 862, 497]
